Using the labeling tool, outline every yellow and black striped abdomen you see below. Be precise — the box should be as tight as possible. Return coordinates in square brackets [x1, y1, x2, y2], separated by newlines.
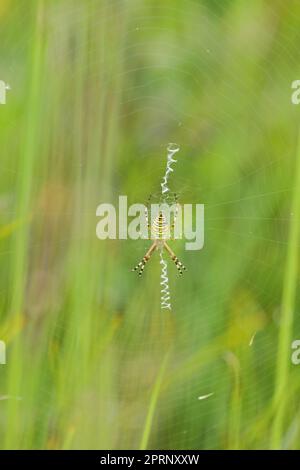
[151, 212, 170, 239]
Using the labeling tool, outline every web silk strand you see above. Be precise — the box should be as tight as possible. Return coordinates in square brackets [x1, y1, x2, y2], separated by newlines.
[160, 252, 171, 310]
[160, 143, 179, 194]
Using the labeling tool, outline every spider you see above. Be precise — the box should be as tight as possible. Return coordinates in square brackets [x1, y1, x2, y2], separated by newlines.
[132, 193, 187, 276]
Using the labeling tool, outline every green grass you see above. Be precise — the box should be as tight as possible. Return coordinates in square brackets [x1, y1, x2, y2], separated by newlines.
[270, 126, 300, 449]
[1, 0, 300, 450]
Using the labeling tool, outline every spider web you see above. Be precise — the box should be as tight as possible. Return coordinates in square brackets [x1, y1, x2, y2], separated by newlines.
[113, 0, 300, 450]
[1, 0, 300, 451]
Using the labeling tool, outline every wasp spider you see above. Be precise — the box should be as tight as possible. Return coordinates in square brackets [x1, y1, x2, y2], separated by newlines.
[132, 194, 186, 276]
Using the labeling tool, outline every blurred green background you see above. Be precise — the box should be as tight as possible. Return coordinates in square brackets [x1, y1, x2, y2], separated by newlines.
[1, 0, 300, 450]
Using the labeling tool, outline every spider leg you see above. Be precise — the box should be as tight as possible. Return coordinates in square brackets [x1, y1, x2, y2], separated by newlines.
[170, 200, 182, 239]
[163, 242, 186, 275]
[142, 194, 152, 239]
[144, 205, 150, 238]
[132, 242, 157, 276]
